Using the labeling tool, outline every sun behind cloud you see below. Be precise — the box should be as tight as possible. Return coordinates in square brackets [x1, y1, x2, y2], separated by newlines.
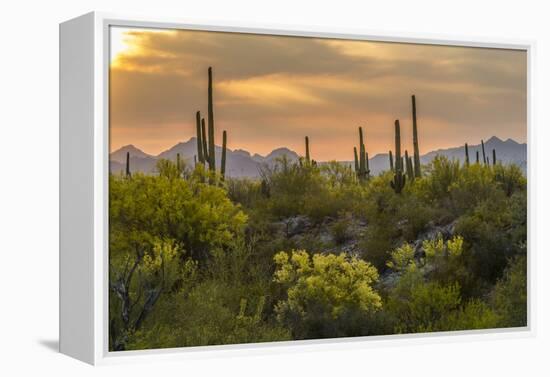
[108, 26, 526, 160]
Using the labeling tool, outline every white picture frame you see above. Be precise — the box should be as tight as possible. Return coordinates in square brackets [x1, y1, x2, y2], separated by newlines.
[59, 11, 535, 365]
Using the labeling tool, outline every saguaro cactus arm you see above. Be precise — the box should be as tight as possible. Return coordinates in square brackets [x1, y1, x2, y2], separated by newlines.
[196, 111, 204, 163]
[201, 118, 208, 164]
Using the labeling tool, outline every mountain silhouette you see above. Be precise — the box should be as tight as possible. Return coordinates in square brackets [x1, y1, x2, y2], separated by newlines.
[110, 136, 526, 177]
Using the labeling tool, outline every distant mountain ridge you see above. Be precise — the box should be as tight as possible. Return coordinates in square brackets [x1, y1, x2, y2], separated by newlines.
[110, 136, 526, 177]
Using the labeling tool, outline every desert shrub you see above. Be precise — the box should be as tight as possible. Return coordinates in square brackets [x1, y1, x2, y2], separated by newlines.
[109, 173, 247, 261]
[455, 194, 524, 288]
[492, 254, 527, 328]
[109, 239, 198, 350]
[386, 266, 462, 333]
[330, 215, 352, 245]
[226, 178, 264, 209]
[109, 172, 248, 350]
[420, 155, 461, 204]
[127, 282, 291, 349]
[450, 163, 499, 214]
[273, 250, 381, 339]
[386, 242, 416, 272]
[321, 160, 356, 188]
[493, 163, 526, 197]
[437, 299, 499, 331]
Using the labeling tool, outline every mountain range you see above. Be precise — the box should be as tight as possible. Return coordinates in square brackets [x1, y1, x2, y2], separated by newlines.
[110, 136, 526, 178]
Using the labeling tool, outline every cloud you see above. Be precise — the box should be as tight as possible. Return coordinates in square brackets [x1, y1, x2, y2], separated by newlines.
[109, 27, 527, 159]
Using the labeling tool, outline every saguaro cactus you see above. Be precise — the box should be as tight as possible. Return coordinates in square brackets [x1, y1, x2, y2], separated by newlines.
[196, 111, 204, 164]
[492, 149, 497, 165]
[354, 147, 359, 173]
[405, 150, 414, 180]
[390, 120, 406, 193]
[201, 118, 208, 165]
[476, 150, 480, 164]
[411, 95, 421, 177]
[464, 143, 470, 166]
[207, 67, 216, 174]
[355, 127, 370, 181]
[305, 136, 311, 164]
[389, 150, 394, 171]
[221, 131, 227, 180]
[481, 139, 487, 166]
[125, 152, 131, 177]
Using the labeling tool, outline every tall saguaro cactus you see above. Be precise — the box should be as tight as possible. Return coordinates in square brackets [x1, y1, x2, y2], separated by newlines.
[207, 67, 216, 175]
[193, 67, 228, 182]
[305, 136, 311, 164]
[411, 95, 422, 177]
[221, 131, 227, 180]
[355, 126, 369, 181]
[125, 152, 131, 177]
[390, 120, 406, 193]
[464, 143, 470, 166]
[354, 147, 359, 173]
[389, 150, 394, 171]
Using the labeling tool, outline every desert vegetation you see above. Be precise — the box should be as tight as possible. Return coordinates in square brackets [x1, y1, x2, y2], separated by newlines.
[109, 67, 527, 351]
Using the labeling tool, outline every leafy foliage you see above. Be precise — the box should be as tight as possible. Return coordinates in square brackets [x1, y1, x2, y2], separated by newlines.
[109, 153, 527, 350]
[274, 250, 381, 338]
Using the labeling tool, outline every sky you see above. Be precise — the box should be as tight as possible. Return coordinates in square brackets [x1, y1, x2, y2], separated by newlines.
[109, 26, 527, 161]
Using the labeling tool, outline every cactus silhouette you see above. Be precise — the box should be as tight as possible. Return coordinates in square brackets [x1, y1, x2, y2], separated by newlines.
[405, 150, 414, 180]
[389, 150, 394, 171]
[353, 147, 359, 174]
[125, 152, 131, 177]
[492, 149, 497, 165]
[355, 126, 370, 181]
[221, 131, 227, 180]
[411, 95, 421, 177]
[390, 120, 406, 193]
[305, 136, 311, 164]
[464, 143, 470, 166]
[196, 111, 204, 164]
[201, 118, 208, 163]
[481, 139, 487, 166]
[207, 67, 216, 175]
[191, 67, 228, 182]
[476, 150, 480, 164]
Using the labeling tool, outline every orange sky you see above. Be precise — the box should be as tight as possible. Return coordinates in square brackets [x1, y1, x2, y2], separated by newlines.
[109, 27, 527, 160]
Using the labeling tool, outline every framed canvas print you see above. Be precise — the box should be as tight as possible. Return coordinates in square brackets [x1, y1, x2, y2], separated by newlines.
[60, 12, 533, 365]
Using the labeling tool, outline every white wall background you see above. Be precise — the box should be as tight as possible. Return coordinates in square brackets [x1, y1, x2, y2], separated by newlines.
[0, 0, 548, 375]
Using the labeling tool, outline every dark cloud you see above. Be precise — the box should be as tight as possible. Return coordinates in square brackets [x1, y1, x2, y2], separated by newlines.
[109, 27, 527, 158]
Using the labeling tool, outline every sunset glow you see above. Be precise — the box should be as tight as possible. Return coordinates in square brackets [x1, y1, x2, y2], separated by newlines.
[109, 26, 527, 160]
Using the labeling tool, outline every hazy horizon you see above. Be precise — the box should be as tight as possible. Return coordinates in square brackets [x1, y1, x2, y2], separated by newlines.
[109, 27, 527, 160]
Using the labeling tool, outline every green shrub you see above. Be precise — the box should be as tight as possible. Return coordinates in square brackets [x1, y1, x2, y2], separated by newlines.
[492, 255, 527, 328]
[273, 250, 381, 339]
